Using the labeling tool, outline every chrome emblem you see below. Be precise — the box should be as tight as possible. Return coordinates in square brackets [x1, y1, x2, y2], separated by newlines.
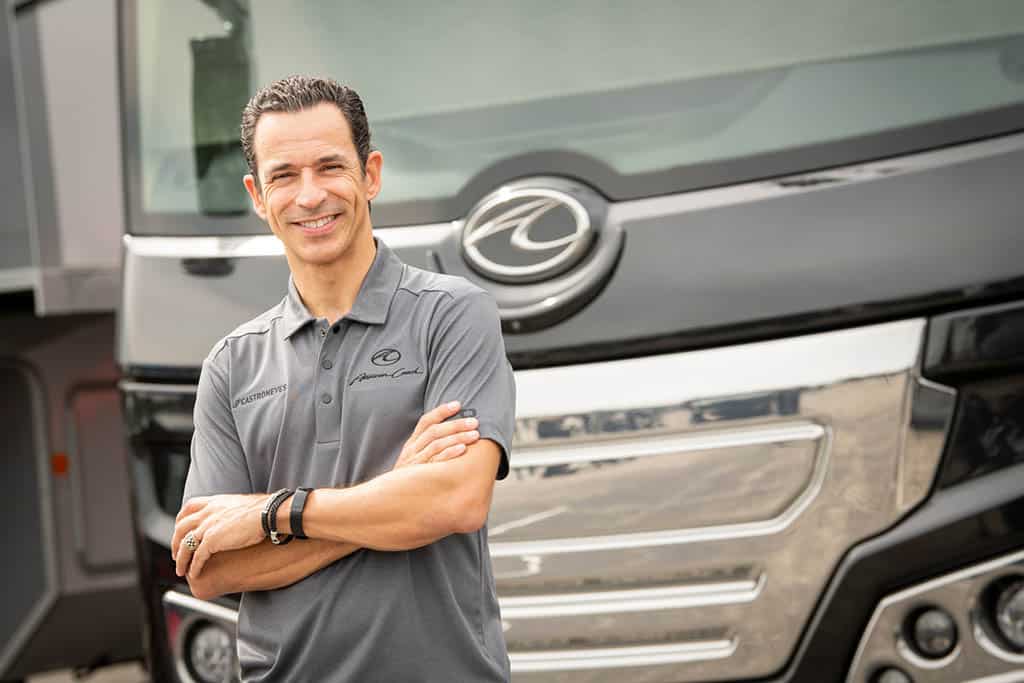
[462, 186, 595, 284]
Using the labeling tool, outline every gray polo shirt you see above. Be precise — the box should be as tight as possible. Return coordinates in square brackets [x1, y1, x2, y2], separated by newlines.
[182, 239, 515, 682]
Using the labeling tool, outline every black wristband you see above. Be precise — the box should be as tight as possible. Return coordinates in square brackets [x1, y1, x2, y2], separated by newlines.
[265, 488, 294, 545]
[261, 488, 290, 539]
[290, 487, 314, 540]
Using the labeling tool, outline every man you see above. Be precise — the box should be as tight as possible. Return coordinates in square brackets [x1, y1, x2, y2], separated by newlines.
[170, 75, 515, 682]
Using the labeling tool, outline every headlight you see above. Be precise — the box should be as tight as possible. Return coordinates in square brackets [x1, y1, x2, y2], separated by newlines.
[995, 579, 1024, 651]
[186, 621, 236, 683]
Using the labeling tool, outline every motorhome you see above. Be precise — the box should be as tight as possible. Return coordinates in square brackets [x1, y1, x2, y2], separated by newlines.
[5, 2, 1024, 682]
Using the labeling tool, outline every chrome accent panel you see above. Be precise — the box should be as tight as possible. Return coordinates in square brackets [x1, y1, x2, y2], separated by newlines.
[897, 376, 957, 514]
[489, 319, 953, 681]
[494, 422, 825, 548]
[847, 549, 1024, 683]
[499, 574, 763, 619]
[510, 639, 738, 674]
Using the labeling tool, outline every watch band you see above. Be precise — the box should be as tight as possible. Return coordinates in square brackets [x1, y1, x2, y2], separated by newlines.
[290, 487, 314, 540]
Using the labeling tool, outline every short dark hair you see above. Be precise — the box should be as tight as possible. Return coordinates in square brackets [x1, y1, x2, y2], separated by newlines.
[240, 75, 372, 189]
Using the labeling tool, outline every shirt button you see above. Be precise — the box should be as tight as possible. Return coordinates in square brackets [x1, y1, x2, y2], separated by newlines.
[322, 359, 333, 370]
[319, 327, 327, 338]
[321, 393, 332, 405]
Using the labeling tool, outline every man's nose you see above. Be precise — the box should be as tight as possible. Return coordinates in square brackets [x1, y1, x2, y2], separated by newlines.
[295, 169, 327, 210]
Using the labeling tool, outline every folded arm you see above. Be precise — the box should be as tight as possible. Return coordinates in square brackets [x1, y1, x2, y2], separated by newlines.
[280, 439, 502, 549]
[174, 402, 482, 599]
[187, 538, 358, 601]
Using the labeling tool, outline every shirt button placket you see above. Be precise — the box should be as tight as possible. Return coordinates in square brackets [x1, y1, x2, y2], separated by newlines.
[314, 320, 343, 444]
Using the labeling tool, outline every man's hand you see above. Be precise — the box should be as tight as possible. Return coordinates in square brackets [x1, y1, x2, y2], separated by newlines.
[172, 493, 268, 579]
[393, 401, 479, 469]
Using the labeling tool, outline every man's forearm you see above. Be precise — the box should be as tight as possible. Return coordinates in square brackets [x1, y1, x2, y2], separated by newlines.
[280, 443, 500, 551]
[188, 537, 358, 601]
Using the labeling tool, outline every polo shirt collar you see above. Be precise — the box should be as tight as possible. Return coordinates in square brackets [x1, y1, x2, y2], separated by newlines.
[280, 238, 405, 340]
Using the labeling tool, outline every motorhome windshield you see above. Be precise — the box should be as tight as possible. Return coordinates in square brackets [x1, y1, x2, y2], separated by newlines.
[123, 1, 1024, 234]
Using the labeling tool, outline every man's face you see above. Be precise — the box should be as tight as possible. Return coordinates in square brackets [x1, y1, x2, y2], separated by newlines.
[243, 103, 382, 267]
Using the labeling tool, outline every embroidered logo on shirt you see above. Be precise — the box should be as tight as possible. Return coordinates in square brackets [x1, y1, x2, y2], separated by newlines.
[233, 384, 287, 409]
[371, 348, 402, 366]
[349, 367, 423, 387]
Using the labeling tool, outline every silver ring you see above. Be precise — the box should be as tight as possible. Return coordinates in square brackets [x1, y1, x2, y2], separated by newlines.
[184, 532, 198, 551]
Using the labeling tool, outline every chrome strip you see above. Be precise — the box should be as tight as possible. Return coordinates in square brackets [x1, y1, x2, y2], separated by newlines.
[610, 131, 1024, 224]
[162, 590, 239, 626]
[500, 575, 763, 619]
[512, 319, 923, 417]
[510, 639, 738, 672]
[895, 376, 957, 514]
[847, 548, 1024, 683]
[491, 424, 830, 556]
[119, 380, 197, 395]
[122, 223, 456, 258]
[512, 421, 824, 468]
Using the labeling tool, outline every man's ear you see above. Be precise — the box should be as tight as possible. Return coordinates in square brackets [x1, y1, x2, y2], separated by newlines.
[243, 174, 267, 220]
[364, 150, 383, 201]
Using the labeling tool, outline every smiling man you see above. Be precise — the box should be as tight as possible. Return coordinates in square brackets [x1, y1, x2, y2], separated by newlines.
[170, 75, 516, 682]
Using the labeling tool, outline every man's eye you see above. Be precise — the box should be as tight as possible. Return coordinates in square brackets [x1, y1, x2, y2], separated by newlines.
[271, 173, 294, 182]
[322, 164, 343, 171]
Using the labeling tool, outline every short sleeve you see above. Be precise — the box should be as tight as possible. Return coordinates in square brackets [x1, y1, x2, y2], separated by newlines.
[182, 347, 254, 501]
[425, 289, 516, 479]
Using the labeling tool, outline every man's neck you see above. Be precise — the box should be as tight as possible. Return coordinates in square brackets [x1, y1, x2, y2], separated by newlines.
[289, 234, 377, 324]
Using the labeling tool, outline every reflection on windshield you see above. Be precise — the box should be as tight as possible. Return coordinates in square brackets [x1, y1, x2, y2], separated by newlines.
[133, 1, 1024, 230]
[190, 0, 251, 215]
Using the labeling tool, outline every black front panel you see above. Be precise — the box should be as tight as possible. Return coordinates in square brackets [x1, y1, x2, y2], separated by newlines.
[925, 300, 1024, 489]
[937, 374, 1024, 489]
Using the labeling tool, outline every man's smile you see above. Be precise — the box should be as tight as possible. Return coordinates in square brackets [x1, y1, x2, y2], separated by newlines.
[291, 212, 341, 235]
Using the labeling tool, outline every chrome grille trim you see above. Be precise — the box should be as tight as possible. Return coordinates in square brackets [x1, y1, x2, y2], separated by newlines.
[492, 421, 829, 556]
[121, 222, 455, 257]
[500, 574, 764, 619]
[510, 422, 825, 468]
[510, 639, 738, 672]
